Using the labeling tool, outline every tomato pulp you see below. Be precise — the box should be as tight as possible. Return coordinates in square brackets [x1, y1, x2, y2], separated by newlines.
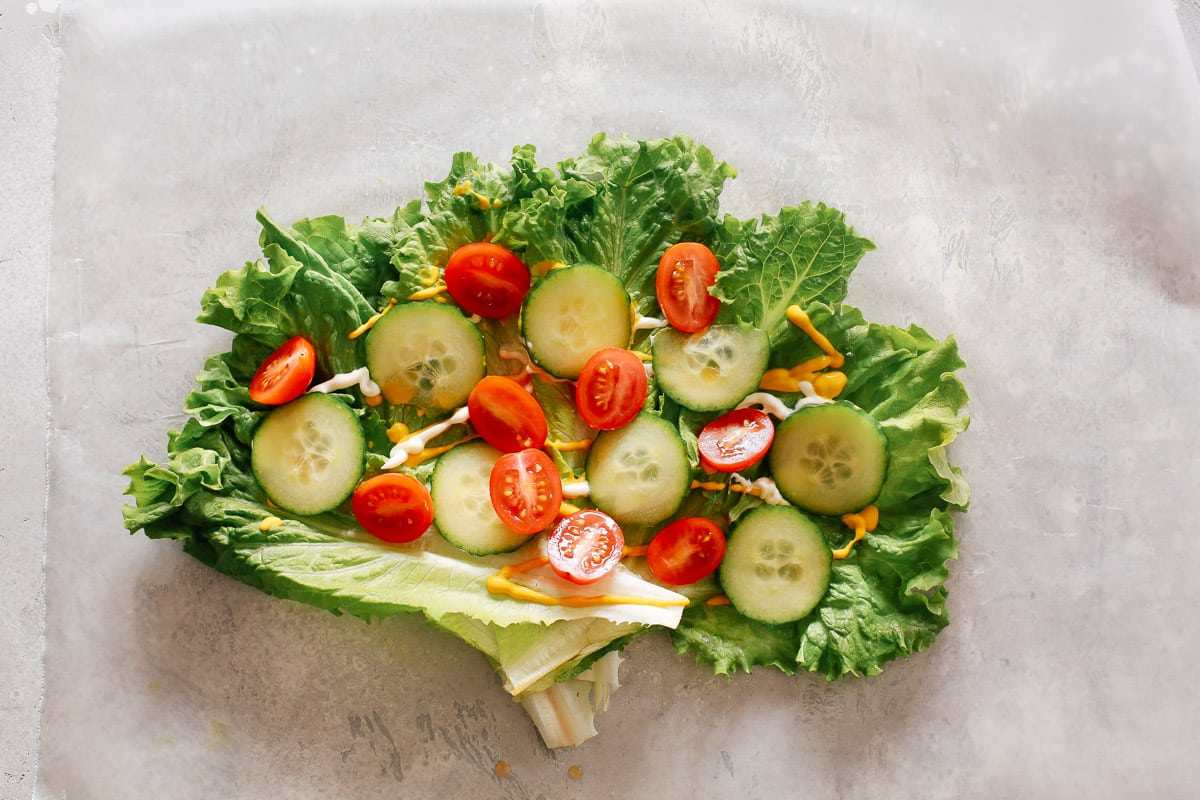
[546, 510, 624, 585]
[697, 407, 775, 473]
[655, 242, 721, 333]
[575, 347, 648, 430]
[489, 449, 563, 534]
[646, 517, 726, 585]
[351, 473, 434, 543]
[467, 376, 549, 452]
[444, 242, 531, 318]
[249, 336, 317, 405]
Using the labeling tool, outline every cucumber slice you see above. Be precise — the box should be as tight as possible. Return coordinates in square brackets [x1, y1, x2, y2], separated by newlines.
[365, 302, 485, 412]
[586, 413, 689, 526]
[431, 441, 533, 555]
[719, 505, 831, 624]
[652, 325, 769, 411]
[769, 401, 889, 516]
[251, 393, 365, 515]
[521, 265, 631, 378]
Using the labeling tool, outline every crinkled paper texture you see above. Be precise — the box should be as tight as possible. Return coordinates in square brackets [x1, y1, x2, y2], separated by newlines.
[38, 1, 1200, 798]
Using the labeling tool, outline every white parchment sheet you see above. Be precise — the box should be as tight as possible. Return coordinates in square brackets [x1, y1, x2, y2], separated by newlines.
[39, 1, 1200, 798]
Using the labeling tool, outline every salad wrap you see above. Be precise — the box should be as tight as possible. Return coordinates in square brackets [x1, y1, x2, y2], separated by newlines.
[123, 134, 969, 747]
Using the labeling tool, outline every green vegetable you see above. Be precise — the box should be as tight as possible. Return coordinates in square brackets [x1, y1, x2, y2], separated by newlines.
[506, 133, 735, 311]
[122, 134, 970, 741]
[199, 212, 374, 375]
[711, 204, 875, 341]
[287, 204, 423, 306]
[384, 147, 549, 300]
[672, 301, 968, 679]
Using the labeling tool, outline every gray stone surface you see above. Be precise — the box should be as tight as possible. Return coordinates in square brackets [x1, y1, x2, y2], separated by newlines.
[0, 3, 59, 799]
[4, 1, 1200, 798]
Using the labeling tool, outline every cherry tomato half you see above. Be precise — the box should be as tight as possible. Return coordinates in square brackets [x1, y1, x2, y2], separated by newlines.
[249, 336, 317, 405]
[351, 473, 434, 543]
[655, 242, 721, 333]
[697, 407, 775, 473]
[489, 449, 563, 534]
[444, 242, 531, 318]
[646, 517, 727, 586]
[546, 510, 625, 585]
[467, 375, 549, 452]
[575, 347, 648, 431]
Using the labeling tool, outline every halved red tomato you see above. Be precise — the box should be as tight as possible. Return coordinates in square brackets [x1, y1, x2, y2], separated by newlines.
[467, 375, 549, 452]
[444, 242, 531, 318]
[351, 473, 434, 543]
[249, 336, 317, 405]
[697, 407, 775, 473]
[575, 347, 648, 430]
[646, 517, 726, 585]
[546, 510, 624, 585]
[655, 242, 721, 333]
[489, 449, 563, 534]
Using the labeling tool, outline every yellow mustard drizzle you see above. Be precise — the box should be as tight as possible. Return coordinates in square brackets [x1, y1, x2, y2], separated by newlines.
[405, 435, 478, 468]
[486, 556, 689, 608]
[546, 438, 594, 453]
[690, 479, 777, 501]
[786, 305, 844, 367]
[758, 308, 848, 396]
[386, 423, 410, 444]
[409, 284, 447, 301]
[532, 260, 567, 276]
[415, 264, 440, 287]
[705, 595, 731, 606]
[759, 370, 801, 393]
[558, 501, 581, 516]
[812, 371, 847, 398]
[452, 180, 501, 210]
[832, 505, 879, 560]
[348, 299, 396, 340]
[258, 516, 284, 532]
[793, 354, 833, 374]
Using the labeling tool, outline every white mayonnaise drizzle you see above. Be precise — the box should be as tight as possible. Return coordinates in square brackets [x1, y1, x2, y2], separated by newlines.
[382, 406, 470, 469]
[730, 473, 787, 506]
[561, 479, 591, 499]
[632, 314, 668, 332]
[308, 367, 381, 398]
[737, 381, 830, 420]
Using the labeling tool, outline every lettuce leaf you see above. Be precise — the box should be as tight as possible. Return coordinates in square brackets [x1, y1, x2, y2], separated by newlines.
[124, 135, 972, 738]
[198, 212, 373, 375]
[671, 301, 968, 679]
[712, 205, 875, 341]
[382, 146, 557, 300]
[289, 203, 423, 305]
[503, 134, 735, 311]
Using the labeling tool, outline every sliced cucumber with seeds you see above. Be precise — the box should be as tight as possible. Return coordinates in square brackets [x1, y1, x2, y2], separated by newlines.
[770, 401, 889, 516]
[586, 413, 690, 526]
[719, 505, 831, 624]
[366, 302, 485, 412]
[521, 265, 631, 378]
[652, 324, 769, 411]
[432, 441, 533, 555]
[251, 393, 365, 515]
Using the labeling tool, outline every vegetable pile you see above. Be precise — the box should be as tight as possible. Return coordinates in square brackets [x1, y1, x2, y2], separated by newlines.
[123, 134, 970, 747]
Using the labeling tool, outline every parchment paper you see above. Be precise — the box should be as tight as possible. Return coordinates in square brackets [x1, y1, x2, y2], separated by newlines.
[39, 1, 1200, 798]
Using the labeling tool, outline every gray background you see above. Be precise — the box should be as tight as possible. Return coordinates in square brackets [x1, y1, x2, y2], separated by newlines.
[3, 1, 1200, 798]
